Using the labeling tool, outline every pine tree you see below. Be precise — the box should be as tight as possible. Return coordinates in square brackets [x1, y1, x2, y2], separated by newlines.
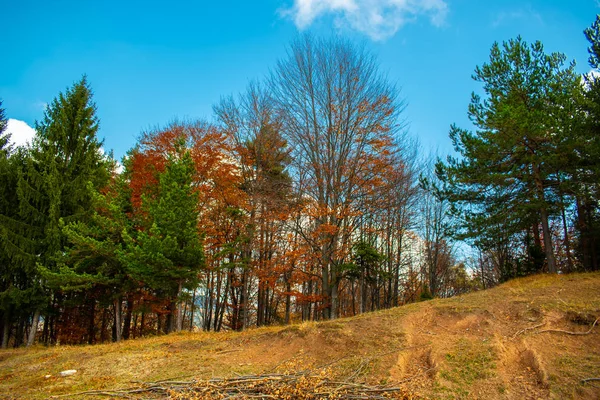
[574, 16, 600, 271]
[47, 171, 133, 343]
[436, 37, 580, 274]
[0, 99, 18, 348]
[0, 100, 10, 156]
[6, 77, 111, 345]
[123, 139, 204, 334]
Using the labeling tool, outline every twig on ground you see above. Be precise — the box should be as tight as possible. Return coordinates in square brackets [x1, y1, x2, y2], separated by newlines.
[54, 371, 414, 399]
[511, 323, 546, 339]
[581, 377, 600, 383]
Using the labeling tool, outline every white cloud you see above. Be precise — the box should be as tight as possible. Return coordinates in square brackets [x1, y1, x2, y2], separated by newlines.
[586, 69, 600, 81]
[582, 69, 600, 90]
[281, 0, 448, 41]
[5, 119, 36, 148]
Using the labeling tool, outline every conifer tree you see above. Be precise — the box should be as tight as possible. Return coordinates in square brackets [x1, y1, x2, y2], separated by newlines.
[0, 99, 17, 348]
[575, 16, 600, 271]
[122, 139, 204, 334]
[7, 77, 111, 345]
[46, 171, 132, 343]
[436, 37, 580, 274]
[0, 101, 39, 348]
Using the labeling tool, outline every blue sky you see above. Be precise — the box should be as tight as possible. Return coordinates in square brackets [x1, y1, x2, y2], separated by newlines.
[1, 0, 598, 159]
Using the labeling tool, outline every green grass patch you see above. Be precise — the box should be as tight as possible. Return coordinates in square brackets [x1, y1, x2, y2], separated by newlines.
[439, 338, 497, 389]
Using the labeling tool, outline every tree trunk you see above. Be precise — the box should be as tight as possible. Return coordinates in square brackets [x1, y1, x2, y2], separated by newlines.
[540, 207, 557, 273]
[322, 262, 330, 320]
[87, 300, 96, 345]
[113, 298, 123, 342]
[534, 167, 557, 273]
[189, 288, 196, 331]
[285, 281, 291, 325]
[122, 295, 134, 340]
[330, 275, 339, 320]
[100, 307, 108, 342]
[1, 311, 10, 349]
[176, 281, 184, 333]
[561, 202, 574, 272]
[166, 300, 176, 334]
[27, 309, 40, 347]
[359, 264, 366, 314]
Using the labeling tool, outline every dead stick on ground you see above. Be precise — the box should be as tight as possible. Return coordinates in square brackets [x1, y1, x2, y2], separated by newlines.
[512, 323, 546, 339]
[582, 377, 600, 383]
[537, 318, 598, 336]
[216, 348, 243, 355]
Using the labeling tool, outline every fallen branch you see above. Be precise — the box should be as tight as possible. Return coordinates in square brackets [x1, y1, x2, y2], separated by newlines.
[581, 377, 600, 383]
[215, 348, 243, 355]
[537, 318, 598, 336]
[53, 372, 415, 399]
[511, 322, 546, 339]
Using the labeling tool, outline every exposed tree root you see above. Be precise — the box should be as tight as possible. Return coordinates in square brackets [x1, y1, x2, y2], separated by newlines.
[537, 318, 598, 336]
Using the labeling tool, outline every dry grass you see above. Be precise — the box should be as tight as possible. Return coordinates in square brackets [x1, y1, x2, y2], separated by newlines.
[1, 272, 599, 399]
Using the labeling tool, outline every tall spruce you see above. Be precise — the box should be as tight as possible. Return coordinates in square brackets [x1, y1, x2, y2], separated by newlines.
[0, 99, 19, 348]
[11, 77, 110, 346]
[0, 102, 38, 348]
[436, 37, 580, 274]
[122, 139, 204, 334]
[47, 172, 132, 343]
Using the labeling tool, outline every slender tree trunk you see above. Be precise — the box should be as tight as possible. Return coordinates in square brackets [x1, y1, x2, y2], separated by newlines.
[285, 281, 291, 325]
[42, 311, 49, 345]
[122, 295, 134, 340]
[166, 300, 176, 334]
[359, 264, 366, 314]
[540, 207, 557, 273]
[100, 307, 108, 342]
[132, 313, 138, 339]
[113, 298, 123, 342]
[205, 271, 214, 331]
[239, 270, 247, 331]
[217, 270, 230, 332]
[14, 318, 25, 347]
[189, 288, 196, 331]
[1, 311, 10, 349]
[322, 262, 330, 320]
[140, 309, 146, 337]
[561, 202, 574, 272]
[176, 281, 184, 333]
[330, 275, 339, 320]
[27, 309, 40, 347]
[534, 167, 557, 273]
[87, 300, 96, 345]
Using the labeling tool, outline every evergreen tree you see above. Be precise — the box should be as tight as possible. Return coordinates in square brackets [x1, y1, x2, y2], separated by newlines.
[45, 171, 133, 343]
[4, 77, 111, 346]
[436, 37, 580, 274]
[574, 16, 600, 271]
[0, 100, 10, 156]
[0, 101, 39, 348]
[0, 99, 17, 348]
[122, 139, 204, 334]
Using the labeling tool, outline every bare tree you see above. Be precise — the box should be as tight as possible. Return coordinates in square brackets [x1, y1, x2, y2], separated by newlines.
[271, 35, 404, 319]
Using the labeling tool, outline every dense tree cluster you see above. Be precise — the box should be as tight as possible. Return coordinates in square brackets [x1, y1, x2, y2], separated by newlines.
[436, 21, 600, 283]
[1, 21, 600, 347]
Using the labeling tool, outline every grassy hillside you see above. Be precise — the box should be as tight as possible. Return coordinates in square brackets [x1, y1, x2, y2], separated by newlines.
[1, 273, 599, 399]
